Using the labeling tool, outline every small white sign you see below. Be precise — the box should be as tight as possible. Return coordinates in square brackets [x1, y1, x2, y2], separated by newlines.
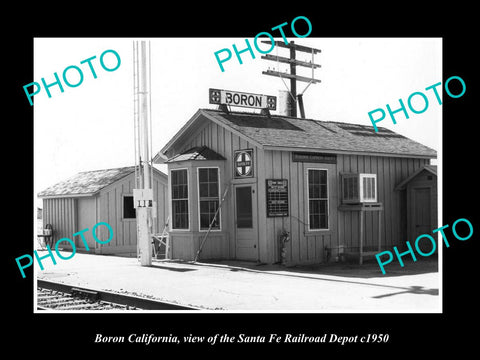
[133, 188, 153, 208]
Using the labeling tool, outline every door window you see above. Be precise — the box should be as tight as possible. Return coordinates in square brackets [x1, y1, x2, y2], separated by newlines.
[236, 186, 252, 228]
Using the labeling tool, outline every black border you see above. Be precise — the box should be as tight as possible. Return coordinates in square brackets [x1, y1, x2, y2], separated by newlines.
[8, 5, 478, 355]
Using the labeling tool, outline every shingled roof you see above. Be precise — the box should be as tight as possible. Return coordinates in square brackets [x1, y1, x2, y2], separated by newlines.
[38, 166, 135, 198]
[166, 146, 226, 163]
[156, 109, 437, 161]
[38, 166, 166, 198]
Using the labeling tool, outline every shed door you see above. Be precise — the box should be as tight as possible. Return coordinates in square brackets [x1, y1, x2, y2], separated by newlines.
[77, 197, 96, 249]
[413, 188, 432, 252]
[234, 185, 258, 261]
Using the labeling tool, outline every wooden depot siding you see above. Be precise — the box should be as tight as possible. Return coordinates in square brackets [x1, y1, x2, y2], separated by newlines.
[97, 171, 168, 256]
[165, 119, 267, 262]
[43, 197, 77, 245]
[40, 168, 168, 257]
[259, 149, 337, 265]
[157, 109, 437, 265]
[256, 151, 430, 265]
[337, 155, 429, 254]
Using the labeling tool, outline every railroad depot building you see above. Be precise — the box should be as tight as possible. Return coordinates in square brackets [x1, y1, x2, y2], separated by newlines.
[38, 166, 168, 256]
[153, 104, 437, 265]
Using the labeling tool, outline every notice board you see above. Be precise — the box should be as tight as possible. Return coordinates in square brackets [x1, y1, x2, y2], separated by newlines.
[266, 179, 289, 217]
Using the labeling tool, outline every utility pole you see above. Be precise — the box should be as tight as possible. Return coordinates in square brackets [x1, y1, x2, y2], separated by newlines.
[262, 40, 321, 118]
[133, 40, 153, 266]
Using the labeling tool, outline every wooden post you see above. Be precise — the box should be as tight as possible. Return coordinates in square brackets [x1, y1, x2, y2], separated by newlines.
[135, 40, 153, 267]
[290, 41, 297, 117]
[359, 209, 364, 265]
[297, 93, 306, 118]
[378, 210, 382, 252]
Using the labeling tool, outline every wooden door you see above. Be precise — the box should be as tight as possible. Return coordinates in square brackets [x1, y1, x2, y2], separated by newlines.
[234, 184, 258, 261]
[412, 187, 432, 252]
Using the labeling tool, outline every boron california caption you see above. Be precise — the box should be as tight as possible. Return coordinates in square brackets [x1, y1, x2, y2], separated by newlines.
[94, 333, 389, 345]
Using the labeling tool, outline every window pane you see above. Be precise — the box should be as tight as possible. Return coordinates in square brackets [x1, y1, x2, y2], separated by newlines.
[349, 177, 355, 199]
[199, 168, 208, 182]
[200, 201, 209, 213]
[209, 168, 218, 181]
[199, 183, 209, 198]
[236, 187, 252, 228]
[320, 184, 327, 199]
[172, 199, 188, 229]
[200, 200, 220, 229]
[309, 170, 315, 185]
[319, 169, 326, 184]
[209, 183, 219, 197]
[371, 178, 375, 199]
[363, 176, 367, 200]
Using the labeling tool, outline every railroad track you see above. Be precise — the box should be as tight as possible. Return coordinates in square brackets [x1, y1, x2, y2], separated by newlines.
[37, 279, 197, 311]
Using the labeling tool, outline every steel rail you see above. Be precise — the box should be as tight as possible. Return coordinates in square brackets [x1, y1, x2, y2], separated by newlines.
[37, 279, 198, 311]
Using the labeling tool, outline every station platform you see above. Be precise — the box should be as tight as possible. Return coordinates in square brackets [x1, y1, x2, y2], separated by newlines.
[35, 252, 440, 312]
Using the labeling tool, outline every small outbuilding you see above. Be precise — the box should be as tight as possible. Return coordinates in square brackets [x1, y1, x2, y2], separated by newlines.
[154, 105, 438, 265]
[395, 164, 438, 253]
[38, 166, 168, 256]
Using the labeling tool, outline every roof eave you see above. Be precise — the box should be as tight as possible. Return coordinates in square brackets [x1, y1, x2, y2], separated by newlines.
[394, 165, 438, 191]
[155, 109, 266, 163]
[38, 192, 98, 199]
[262, 145, 437, 159]
[154, 109, 205, 162]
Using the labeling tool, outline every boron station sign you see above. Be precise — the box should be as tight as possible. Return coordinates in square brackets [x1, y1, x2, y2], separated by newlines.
[209, 88, 276, 110]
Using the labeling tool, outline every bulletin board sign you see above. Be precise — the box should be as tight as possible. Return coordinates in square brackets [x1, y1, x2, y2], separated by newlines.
[266, 179, 289, 217]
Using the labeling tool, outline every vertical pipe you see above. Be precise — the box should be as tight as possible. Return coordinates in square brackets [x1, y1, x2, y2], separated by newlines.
[139, 41, 151, 190]
[297, 93, 305, 119]
[133, 41, 139, 189]
[148, 41, 154, 194]
[136, 40, 152, 266]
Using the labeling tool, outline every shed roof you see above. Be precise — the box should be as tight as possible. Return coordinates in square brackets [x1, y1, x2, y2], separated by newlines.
[38, 166, 167, 199]
[155, 109, 437, 161]
[166, 146, 226, 163]
[395, 164, 437, 190]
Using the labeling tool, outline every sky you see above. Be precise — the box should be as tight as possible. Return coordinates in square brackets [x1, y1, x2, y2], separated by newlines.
[33, 37, 442, 208]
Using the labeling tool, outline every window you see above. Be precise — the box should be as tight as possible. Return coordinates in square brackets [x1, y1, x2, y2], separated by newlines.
[123, 195, 136, 219]
[360, 174, 377, 202]
[198, 168, 220, 230]
[236, 186, 253, 228]
[342, 175, 359, 203]
[307, 169, 329, 230]
[171, 169, 189, 229]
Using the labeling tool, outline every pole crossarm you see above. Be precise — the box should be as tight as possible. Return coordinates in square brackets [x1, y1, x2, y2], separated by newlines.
[261, 40, 321, 54]
[261, 54, 321, 69]
[262, 70, 321, 84]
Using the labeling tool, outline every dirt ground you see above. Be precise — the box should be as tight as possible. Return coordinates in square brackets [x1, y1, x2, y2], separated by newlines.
[36, 251, 440, 312]
[201, 256, 438, 278]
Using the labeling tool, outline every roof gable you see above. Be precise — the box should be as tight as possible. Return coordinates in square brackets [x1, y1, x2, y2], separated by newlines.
[156, 108, 437, 160]
[395, 165, 437, 190]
